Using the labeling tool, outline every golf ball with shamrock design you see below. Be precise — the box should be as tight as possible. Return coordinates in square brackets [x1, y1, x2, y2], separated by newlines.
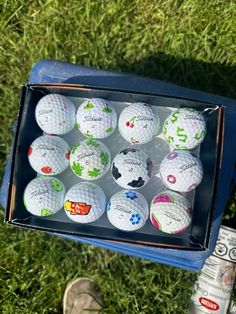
[24, 176, 65, 216]
[163, 108, 206, 149]
[107, 190, 149, 231]
[70, 139, 111, 180]
[118, 103, 160, 144]
[76, 98, 117, 139]
[28, 135, 70, 175]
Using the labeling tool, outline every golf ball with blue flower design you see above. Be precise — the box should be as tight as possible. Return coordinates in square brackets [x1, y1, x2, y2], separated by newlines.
[107, 190, 149, 231]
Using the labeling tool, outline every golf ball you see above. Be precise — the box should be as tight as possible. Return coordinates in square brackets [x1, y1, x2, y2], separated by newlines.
[76, 98, 117, 139]
[118, 103, 160, 144]
[28, 135, 70, 175]
[107, 190, 149, 231]
[163, 108, 206, 149]
[64, 182, 106, 223]
[150, 190, 192, 234]
[112, 148, 153, 189]
[160, 150, 203, 192]
[24, 176, 65, 216]
[70, 139, 111, 180]
[35, 94, 76, 135]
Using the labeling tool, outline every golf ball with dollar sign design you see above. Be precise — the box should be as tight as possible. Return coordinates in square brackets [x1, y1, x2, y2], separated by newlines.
[70, 139, 111, 180]
[159, 150, 203, 192]
[28, 135, 70, 175]
[24, 177, 65, 216]
[35, 94, 76, 135]
[64, 182, 106, 223]
[76, 98, 117, 139]
[163, 108, 206, 149]
[150, 190, 192, 234]
[118, 103, 160, 144]
[112, 148, 153, 189]
[107, 190, 149, 231]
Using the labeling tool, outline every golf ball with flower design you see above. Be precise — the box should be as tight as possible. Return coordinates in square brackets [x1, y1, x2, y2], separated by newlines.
[150, 190, 192, 234]
[107, 190, 149, 231]
[163, 108, 206, 149]
[35, 94, 76, 135]
[118, 103, 160, 144]
[76, 98, 117, 139]
[160, 150, 203, 192]
[64, 182, 106, 223]
[70, 139, 111, 180]
[28, 135, 70, 175]
[112, 148, 153, 189]
[24, 176, 65, 216]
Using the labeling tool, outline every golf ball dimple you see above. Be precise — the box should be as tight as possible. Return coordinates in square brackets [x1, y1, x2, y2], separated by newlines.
[70, 139, 111, 180]
[35, 94, 76, 135]
[118, 102, 160, 144]
[24, 177, 65, 216]
[163, 108, 206, 149]
[150, 190, 192, 234]
[112, 148, 153, 189]
[28, 135, 70, 175]
[107, 190, 149, 231]
[76, 98, 117, 139]
[64, 182, 106, 223]
[160, 150, 203, 192]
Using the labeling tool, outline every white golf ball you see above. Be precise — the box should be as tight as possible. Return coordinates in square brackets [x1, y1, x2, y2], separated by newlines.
[118, 103, 160, 144]
[24, 177, 65, 216]
[107, 190, 149, 231]
[35, 94, 76, 135]
[28, 135, 70, 175]
[76, 98, 117, 139]
[112, 148, 153, 189]
[163, 108, 206, 149]
[70, 139, 111, 180]
[160, 150, 203, 192]
[150, 190, 192, 234]
[64, 182, 106, 223]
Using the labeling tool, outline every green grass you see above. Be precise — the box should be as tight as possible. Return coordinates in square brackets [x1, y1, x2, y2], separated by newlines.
[0, 0, 236, 313]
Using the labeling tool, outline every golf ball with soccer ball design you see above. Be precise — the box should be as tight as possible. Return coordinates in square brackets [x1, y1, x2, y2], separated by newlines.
[64, 182, 106, 223]
[112, 148, 153, 189]
[76, 98, 117, 139]
[28, 135, 70, 175]
[118, 103, 160, 144]
[159, 150, 203, 192]
[70, 139, 111, 180]
[35, 94, 76, 135]
[24, 177, 65, 216]
[163, 108, 206, 149]
[150, 190, 192, 234]
[107, 190, 149, 231]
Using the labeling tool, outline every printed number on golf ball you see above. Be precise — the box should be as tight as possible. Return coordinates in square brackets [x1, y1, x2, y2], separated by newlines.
[64, 182, 106, 223]
[35, 94, 76, 135]
[76, 98, 117, 139]
[160, 150, 203, 192]
[28, 135, 70, 175]
[163, 108, 206, 149]
[24, 177, 65, 216]
[70, 139, 111, 180]
[112, 148, 153, 189]
[150, 190, 192, 234]
[107, 190, 149, 231]
[118, 102, 160, 144]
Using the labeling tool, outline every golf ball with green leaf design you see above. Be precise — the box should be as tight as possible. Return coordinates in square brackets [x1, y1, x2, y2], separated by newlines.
[76, 98, 117, 139]
[70, 139, 111, 180]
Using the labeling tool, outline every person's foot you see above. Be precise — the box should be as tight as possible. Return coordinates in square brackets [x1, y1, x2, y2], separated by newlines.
[63, 277, 103, 314]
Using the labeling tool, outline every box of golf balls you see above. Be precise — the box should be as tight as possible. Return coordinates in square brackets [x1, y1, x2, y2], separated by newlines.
[5, 83, 224, 249]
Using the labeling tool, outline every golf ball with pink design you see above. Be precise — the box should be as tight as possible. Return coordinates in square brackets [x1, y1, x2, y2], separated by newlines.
[159, 150, 203, 192]
[150, 190, 192, 234]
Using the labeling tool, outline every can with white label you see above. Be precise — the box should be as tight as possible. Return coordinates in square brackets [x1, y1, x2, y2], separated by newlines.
[190, 225, 236, 314]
